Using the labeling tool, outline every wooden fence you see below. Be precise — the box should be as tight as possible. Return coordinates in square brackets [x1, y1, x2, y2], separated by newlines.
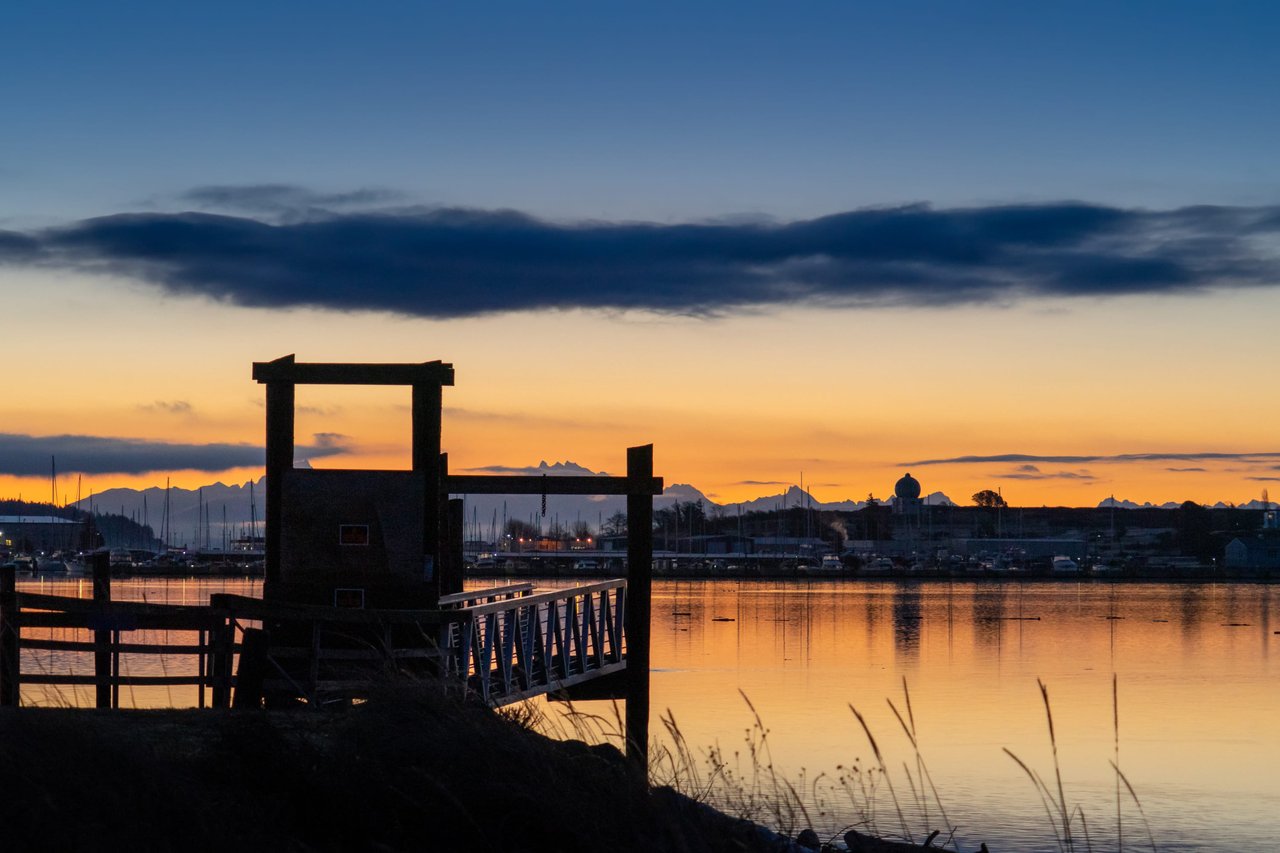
[0, 562, 625, 710]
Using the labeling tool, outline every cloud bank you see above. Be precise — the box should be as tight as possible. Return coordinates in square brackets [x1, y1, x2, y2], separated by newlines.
[3, 199, 1279, 318]
[0, 433, 347, 476]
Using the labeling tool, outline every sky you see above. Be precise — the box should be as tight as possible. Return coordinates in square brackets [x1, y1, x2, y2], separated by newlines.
[2, 1, 1279, 510]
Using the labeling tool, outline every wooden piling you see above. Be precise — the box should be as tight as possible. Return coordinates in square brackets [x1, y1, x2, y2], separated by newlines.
[208, 594, 235, 709]
[625, 444, 654, 768]
[232, 627, 269, 710]
[0, 562, 18, 707]
[443, 498, 465, 597]
[91, 551, 111, 709]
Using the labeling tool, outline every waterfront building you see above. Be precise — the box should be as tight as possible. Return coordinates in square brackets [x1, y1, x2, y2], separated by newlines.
[890, 473, 923, 516]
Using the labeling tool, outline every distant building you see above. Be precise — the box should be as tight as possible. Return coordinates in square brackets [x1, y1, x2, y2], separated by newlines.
[1224, 535, 1280, 576]
[891, 473, 923, 516]
[0, 515, 82, 553]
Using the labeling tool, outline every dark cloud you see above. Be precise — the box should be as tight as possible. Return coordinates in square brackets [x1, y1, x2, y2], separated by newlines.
[906, 451, 1280, 466]
[5, 200, 1279, 318]
[0, 230, 41, 260]
[0, 432, 346, 476]
[1246, 477, 1280, 482]
[1167, 467, 1207, 472]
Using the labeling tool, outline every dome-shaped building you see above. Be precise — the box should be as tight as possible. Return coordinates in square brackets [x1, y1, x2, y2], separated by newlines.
[892, 472, 923, 515]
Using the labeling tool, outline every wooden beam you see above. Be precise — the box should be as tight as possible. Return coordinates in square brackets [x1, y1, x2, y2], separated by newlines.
[253, 357, 454, 386]
[445, 474, 663, 496]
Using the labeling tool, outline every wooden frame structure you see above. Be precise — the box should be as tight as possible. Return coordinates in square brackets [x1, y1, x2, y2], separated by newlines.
[252, 356, 662, 762]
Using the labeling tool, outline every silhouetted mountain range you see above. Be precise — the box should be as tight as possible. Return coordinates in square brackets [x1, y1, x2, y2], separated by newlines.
[71, 461, 1273, 546]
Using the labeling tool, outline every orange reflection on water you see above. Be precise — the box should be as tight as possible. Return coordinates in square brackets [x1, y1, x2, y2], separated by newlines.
[637, 580, 1280, 850]
[14, 576, 263, 710]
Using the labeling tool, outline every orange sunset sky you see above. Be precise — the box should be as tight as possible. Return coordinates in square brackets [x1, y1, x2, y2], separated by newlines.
[3, 265, 1278, 510]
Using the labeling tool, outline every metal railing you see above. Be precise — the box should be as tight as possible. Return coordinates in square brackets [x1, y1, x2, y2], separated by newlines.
[439, 579, 627, 704]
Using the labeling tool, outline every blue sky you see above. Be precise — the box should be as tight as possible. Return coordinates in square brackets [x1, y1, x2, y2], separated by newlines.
[4, 1, 1278, 224]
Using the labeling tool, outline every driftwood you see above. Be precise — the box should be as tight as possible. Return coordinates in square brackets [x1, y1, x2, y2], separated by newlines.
[842, 829, 983, 852]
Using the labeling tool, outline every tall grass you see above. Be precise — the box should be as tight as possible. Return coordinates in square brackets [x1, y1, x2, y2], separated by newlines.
[1004, 677, 1157, 853]
[522, 684, 960, 848]
[517, 676, 1157, 852]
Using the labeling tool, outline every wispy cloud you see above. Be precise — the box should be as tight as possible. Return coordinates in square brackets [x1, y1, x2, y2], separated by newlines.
[137, 400, 193, 415]
[1166, 467, 1207, 472]
[996, 465, 1097, 481]
[905, 451, 1280, 466]
[444, 406, 623, 431]
[176, 184, 405, 217]
[0, 432, 345, 476]
[4, 199, 1280, 318]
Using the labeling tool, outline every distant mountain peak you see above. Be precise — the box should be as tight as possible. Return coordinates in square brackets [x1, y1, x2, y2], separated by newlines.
[463, 460, 605, 476]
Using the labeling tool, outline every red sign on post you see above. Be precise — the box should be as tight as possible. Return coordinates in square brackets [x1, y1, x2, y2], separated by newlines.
[338, 524, 370, 546]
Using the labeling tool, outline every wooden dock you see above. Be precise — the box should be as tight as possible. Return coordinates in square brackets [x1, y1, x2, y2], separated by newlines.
[0, 561, 629, 712]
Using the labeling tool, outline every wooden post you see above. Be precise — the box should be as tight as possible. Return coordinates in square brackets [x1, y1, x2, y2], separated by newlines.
[263, 357, 296, 597]
[232, 627, 269, 710]
[412, 383, 443, 602]
[91, 551, 111, 709]
[208, 594, 233, 708]
[442, 498, 465, 597]
[0, 562, 18, 707]
[625, 444, 653, 768]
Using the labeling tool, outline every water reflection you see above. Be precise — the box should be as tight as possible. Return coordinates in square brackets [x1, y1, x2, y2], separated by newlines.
[891, 582, 922, 657]
[971, 583, 1006, 650]
[637, 579, 1280, 853]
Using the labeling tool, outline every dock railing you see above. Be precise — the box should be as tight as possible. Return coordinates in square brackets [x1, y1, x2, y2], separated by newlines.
[437, 579, 627, 704]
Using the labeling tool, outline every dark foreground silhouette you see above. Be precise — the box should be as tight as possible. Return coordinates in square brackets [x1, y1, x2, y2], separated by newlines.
[0, 685, 822, 853]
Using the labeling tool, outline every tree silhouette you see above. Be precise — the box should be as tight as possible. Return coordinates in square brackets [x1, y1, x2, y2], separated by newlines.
[972, 489, 1007, 508]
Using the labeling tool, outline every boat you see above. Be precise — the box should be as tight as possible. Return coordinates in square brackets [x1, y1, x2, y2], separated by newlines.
[36, 554, 69, 573]
[800, 555, 845, 576]
[1050, 555, 1081, 576]
[862, 556, 894, 576]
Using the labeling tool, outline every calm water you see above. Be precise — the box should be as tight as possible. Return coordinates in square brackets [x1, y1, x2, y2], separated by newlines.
[16, 576, 1278, 850]
[630, 579, 1280, 852]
